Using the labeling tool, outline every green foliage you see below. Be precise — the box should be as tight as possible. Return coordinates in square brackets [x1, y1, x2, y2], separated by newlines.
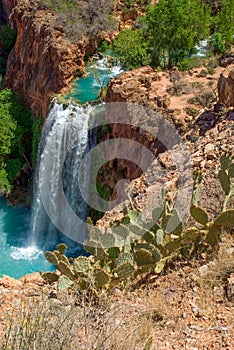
[0, 95, 16, 193]
[185, 107, 200, 117]
[43, 155, 234, 292]
[0, 89, 33, 193]
[211, 0, 234, 52]
[209, 32, 226, 54]
[0, 25, 16, 51]
[145, 0, 211, 68]
[97, 40, 111, 53]
[113, 28, 150, 70]
[177, 57, 204, 71]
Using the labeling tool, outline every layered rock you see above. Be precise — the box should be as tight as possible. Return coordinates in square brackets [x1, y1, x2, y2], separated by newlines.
[3, 0, 90, 117]
[218, 64, 234, 107]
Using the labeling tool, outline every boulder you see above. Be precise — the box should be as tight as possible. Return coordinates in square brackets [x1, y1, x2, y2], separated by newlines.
[218, 64, 234, 107]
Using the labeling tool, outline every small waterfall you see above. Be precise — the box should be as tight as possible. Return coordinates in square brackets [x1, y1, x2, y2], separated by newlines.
[31, 101, 95, 251]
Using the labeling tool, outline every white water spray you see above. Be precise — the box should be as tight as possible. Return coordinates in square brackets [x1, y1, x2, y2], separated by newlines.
[30, 102, 95, 250]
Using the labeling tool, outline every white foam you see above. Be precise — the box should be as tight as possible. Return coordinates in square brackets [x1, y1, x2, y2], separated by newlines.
[194, 39, 209, 57]
[10, 246, 43, 260]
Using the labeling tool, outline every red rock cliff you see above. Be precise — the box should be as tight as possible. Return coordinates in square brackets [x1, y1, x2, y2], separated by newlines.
[2, 0, 96, 117]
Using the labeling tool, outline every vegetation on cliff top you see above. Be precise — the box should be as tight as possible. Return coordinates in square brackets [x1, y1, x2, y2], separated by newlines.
[38, 0, 117, 41]
[112, 0, 234, 69]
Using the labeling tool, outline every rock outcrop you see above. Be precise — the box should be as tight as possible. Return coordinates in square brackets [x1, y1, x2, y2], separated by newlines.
[97, 63, 234, 226]
[3, 0, 89, 117]
[218, 64, 234, 107]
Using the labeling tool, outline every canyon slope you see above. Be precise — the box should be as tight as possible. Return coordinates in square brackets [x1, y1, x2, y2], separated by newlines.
[98, 62, 234, 226]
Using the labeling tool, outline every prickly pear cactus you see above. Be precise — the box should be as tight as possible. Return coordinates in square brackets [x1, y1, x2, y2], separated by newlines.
[42, 155, 234, 292]
[134, 249, 154, 266]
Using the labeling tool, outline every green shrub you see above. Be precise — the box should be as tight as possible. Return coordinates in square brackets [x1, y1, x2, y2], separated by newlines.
[185, 107, 200, 117]
[209, 33, 226, 54]
[177, 56, 203, 71]
[113, 28, 150, 70]
[0, 89, 33, 193]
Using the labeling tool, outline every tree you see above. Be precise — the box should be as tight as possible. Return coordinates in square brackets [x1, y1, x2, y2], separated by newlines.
[0, 94, 16, 193]
[146, 0, 211, 67]
[212, 0, 234, 51]
[113, 28, 150, 70]
[39, 0, 116, 41]
[0, 89, 33, 193]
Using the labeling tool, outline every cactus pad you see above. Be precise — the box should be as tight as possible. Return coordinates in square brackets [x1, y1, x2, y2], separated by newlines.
[58, 276, 73, 291]
[73, 256, 91, 274]
[107, 247, 120, 259]
[143, 230, 155, 244]
[57, 243, 67, 254]
[45, 251, 59, 266]
[190, 205, 209, 227]
[41, 272, 59, 283]
[115, 263, 135, 279]
[213, 209, 234, 226]
[100, 231, 115, 248]
[117, 253, 134, 267]
[218, 170, 230, 195]
[94, 268, 110, 288]
[54, 251, 70, 265]
[58, 261, 75, 280]
[134, 249, 154, 266]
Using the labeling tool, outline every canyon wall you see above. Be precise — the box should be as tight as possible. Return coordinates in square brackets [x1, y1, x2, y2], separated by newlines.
[2, 0, 99, 117]
[98, 67, 177, 203]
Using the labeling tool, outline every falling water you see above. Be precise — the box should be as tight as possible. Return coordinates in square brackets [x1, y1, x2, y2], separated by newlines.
[30, 101, 95, 252]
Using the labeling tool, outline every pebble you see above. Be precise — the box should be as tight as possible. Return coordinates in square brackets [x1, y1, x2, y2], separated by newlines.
[199, 265, 209, 276]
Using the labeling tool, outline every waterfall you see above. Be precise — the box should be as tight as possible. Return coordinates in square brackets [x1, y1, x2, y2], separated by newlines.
[31, 101, 95, 252]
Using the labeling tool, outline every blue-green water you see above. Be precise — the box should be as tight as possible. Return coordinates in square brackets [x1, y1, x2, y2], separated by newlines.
[0, 198, 53, 278]
[65, 56, 122, 103]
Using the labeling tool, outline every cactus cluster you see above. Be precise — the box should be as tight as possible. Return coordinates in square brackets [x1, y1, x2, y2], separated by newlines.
[42, 155, 234, 291]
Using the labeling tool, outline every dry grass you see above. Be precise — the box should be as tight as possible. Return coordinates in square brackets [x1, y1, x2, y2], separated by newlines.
[2, 233, 234, 350]
[2, 286, 165, 350]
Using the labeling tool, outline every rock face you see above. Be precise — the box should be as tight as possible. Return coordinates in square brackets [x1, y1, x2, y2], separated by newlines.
[218, 64, 234, 107]
[98, 67, 169, 203]
[2, 0, 97, 117]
